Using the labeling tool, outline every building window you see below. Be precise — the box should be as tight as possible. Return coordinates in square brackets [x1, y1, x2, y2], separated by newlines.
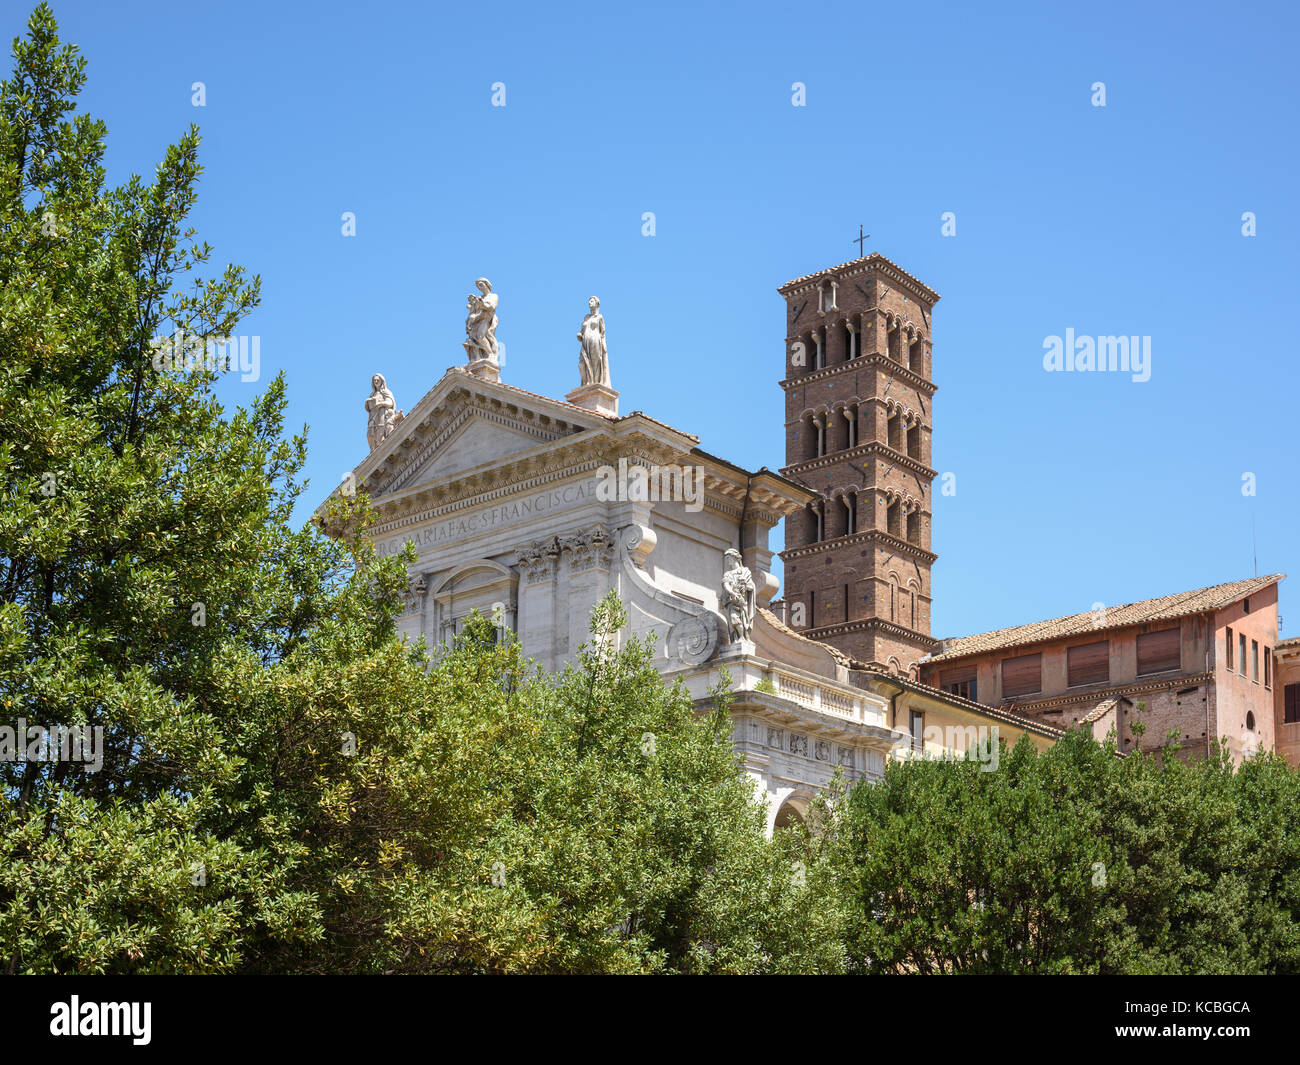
[906, 509, 921, 545]
[907, 422, 923, 461]
[1067, 640, 1110, 687]
[1265, 648, 1271, 689]
[1252, 640, 1259, 683]
[909, 709, 924, 751]
[1239, 633, 1247, 676]
[1136, 627, 1181, 676]
[941, 665, 978, 703]
[1001, 653, 1042, 699]
[1285, 683, 1300, 724]
[1226, 627, 1233, 670]
[1246, 711, 1256, 731]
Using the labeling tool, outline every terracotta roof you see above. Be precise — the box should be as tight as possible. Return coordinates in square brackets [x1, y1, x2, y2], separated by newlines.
[757, 607, 855, 669]
[928, 575, 1285, 664]
[757, 609, 1062, 739]
[855, 666, 1068, 740]
[1079, 698, 1119, 726]
[778, 251, 940, 301]
[1277, 636, 1300, 651]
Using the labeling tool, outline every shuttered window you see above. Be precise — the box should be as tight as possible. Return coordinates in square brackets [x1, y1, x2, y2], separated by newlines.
[1285, 684, 1300, 724]
[1137, 627, 1181, 676]
[1001, 653, 1042, 698]
[1067, 640, 1109, 687]
[940, 665, 978, 702]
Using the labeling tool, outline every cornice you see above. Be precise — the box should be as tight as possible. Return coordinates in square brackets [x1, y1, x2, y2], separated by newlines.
[799, 616, 939, 646]
[782, 442, 936, 483]
[780, 528, 937, 565]
[779, 352, 936, 395]
[777, 253, 941, 306]
[1006, 673, 1215, 716]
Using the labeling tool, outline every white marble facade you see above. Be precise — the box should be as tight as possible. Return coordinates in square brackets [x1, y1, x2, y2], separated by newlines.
[326, 364, 912, 832]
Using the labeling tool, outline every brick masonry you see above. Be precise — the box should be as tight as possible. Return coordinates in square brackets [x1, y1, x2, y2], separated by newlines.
[777, 254, 939, 675]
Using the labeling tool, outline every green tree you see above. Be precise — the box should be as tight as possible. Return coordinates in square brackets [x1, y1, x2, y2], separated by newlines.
[834, 727, 1300, 974]
[0, 3, 413, 972]
[251, 595, 849, 974]
[0, 6, 840, 974]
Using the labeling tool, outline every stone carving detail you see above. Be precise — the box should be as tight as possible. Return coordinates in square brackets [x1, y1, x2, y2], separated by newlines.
[515, 542, 557, 585]
[401, 573, 427, 615]
[815, 740, 831, 761]
[567, 525, 615, 572]
[577, 297, 610, 387]
[766, 727, 783, 750]
[463, 277, 500, 369]
[366, 373, 404, 451]
[618, 524, 720, 667]
[789, 733, 808, 757]
[836, 746, 855, 769]
[515, 526, 613, 583]
[720, 549, 756, 643]
[667, 614, 716, 667]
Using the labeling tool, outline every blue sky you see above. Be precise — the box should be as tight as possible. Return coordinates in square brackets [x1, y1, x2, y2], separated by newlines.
[23, 0, 1299, 641]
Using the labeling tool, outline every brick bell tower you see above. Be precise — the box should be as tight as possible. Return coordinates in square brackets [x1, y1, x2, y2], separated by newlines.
[777, 252, 940, 676]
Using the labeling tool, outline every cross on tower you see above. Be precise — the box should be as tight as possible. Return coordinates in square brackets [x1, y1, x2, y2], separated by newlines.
[852, 224, 870, 257]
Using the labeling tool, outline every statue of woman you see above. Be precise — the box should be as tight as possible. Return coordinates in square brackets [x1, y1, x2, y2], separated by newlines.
[577, 296, 610, 386]
[464, 277, 499, 360]
[720, 549, 756, 643]
[365, 373, 399, 450]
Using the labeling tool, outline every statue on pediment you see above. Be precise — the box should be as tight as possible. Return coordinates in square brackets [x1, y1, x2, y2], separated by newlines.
[577, 296, 610, 387]
[464, 277, 499, 362]
[366, 373, 403, 451]
[721, 549, 756, 643]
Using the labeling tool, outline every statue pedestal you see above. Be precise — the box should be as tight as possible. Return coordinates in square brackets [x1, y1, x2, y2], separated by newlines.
[465, 354, 500, 383]
[566, 382, 619, 416]
[718, 639, 757, 659]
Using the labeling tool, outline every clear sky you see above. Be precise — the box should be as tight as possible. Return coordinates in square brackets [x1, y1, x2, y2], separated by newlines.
[21, 0, 1299, 641]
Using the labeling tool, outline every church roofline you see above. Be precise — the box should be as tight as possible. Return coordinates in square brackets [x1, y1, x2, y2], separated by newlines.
[857, 668, 1068, 741]
[777, 252, 941, 305]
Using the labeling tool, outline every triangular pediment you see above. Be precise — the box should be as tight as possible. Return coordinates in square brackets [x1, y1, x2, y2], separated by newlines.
[386, 410, 555, 494]
[314, 367, 623, 528]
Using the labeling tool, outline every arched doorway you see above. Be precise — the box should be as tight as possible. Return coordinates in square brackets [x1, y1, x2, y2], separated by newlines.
[773, 801, 806, 832]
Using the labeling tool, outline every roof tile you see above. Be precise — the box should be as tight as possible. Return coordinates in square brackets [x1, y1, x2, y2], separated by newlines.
[929, 575, 1285, 664]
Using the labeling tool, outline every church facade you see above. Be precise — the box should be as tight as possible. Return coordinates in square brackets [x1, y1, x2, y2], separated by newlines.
[325, 252, 1288, 830]
[328, 257, 1061, 831]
